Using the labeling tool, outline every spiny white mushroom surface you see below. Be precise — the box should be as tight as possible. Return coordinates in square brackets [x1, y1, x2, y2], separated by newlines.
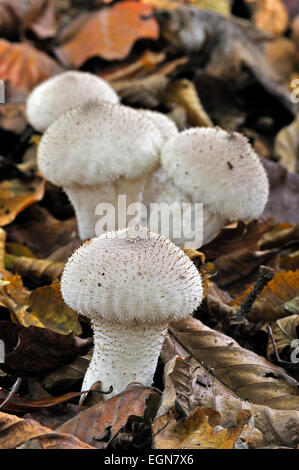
[37, 101, 164, 239]
[61, 226, 203, 397]
[139, 109, 178, 141]
[153, 127, 270, 245]
[26, 71, 119, 132]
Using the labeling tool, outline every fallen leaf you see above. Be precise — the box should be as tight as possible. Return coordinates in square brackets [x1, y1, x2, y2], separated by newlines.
[267, 314, 299, 362]
[0, 411, 94, 449]
[163, 79, 213, 127]
[248, 0, 289, 35]
[112, 74, 169, 109]
[169, 315, 299, 410]
[261, 157, 299, 224]
[6, 255, 64, 284]
[58, 385, 160, 448]
[0, 39, 62, 92]
[153, 406, 244, 449]
[55, 2, 159, 67]
[274, 115, 299, 173]
[0, 321, 91, 374]
[248, 270, 299, 322]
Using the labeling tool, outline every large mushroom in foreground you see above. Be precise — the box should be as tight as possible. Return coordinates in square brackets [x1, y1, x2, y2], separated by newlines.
[61, 226, 203, 398]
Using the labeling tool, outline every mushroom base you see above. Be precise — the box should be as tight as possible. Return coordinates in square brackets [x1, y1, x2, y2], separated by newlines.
[81, 319, 168, 399]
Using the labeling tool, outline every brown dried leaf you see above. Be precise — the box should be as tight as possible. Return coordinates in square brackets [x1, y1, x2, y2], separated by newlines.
[160, 349, 299, 447]
[55, 2, 159, 67]
[267, 314, 299, 362]
[0, 39, 62, 92]
[7, 255, 64, 283]
[261, 157, 299, 224]
[248, 270, 299, 322]
[0, 411, 94, 449]
[169, 316, 299, 410]
[153, 406, 244, 449]
[0, 321, 91, 374]
[58, 385, 160, 448]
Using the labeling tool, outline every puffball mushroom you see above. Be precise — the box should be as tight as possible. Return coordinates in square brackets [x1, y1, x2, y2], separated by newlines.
[61, 226, 203, 398]
[143, 127, 269, 246]
[139, 109, 178, 141]
[26, 71, 119, 132]
[37, 101, 163, 240]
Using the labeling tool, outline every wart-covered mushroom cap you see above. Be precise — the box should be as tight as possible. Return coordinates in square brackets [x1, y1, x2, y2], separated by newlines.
[157, 127, 269, 245]
[37, 101, 164, 240]
[26, 71, 119, 132]
[61, 226, 203, 398]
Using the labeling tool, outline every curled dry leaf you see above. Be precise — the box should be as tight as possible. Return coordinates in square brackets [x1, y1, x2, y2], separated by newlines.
[58, 386, 160, 449]
[6, 255, 64, 284]
[0, 321, 91, 374]
[0, 388, 88, 413]
[0, 39, 62, 92]
[159, 350, 299, 447]
[274, 115, 299, 173]
[169, 315, 299, 410]
[163, 79, 213, 127]
[0, 276, 81, 335]
[112, 74, 169, 109]
[55, 1, 159, 67]
[248, 270, 299, 322]
[0, 411, 94, 449]
[267, 314, 299, 363]
[153, 406, 245, 449]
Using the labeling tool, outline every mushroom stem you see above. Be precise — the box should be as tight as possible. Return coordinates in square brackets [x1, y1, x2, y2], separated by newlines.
[82, 319, 168, 399]
[65, 176, 148, 240]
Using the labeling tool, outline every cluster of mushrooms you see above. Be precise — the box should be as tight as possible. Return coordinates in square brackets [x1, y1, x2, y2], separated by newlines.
[26, 71, 269, 399]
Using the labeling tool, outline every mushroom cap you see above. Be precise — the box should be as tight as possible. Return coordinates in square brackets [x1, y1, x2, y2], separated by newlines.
[37, 101, 163, 187]
[161, 127, 269, 220]
[139, 109, 178, 141]
[26, 71, 119, 132]
[61, 226, 203, 325]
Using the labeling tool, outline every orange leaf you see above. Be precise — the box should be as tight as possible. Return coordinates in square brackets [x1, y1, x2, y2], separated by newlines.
[55, 1, 159, 67]
[0, 176, 45, 226]
[0, 39, 62, 92]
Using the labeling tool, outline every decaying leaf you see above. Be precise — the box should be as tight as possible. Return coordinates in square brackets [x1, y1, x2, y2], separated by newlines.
[261, 157, 299, 224]
[55, 1, 159, 67]
[58, 385, 160, 448]
[153, 406, 245, 449]
[0, 276, 81, 335]
[274, 115, 299, 172]
[155, 6, 295, 113]
[6, 255, 64, 284]
[0, 411, 94, 449]
[247, 0, 289, 35]
[267, 314, 299, 362]
[169, 315, 299, 410]
[248, 270, 299, 322]
[0, 321, 91, 374]
[0, 39, 62, 92]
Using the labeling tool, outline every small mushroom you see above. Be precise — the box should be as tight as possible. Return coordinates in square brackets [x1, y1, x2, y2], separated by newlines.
[143, 127, 269, 246]
[139, 109, 178, 141]
[61, 226, 203, 398]
[26, 71, 119, 132]
[37, 101, 163, 239]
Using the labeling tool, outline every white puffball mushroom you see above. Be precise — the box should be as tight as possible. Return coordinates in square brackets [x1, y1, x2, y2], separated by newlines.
[26, 71, 119, 132]
[61, 226, 203, 398]
[139, 109, 178, 141]
[37, 101, 163, 240]
[154, 127, 269, 245]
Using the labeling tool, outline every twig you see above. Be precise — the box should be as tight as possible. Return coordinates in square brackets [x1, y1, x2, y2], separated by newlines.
[234, 265, 275, 323]
[0, 377, 22, 410]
